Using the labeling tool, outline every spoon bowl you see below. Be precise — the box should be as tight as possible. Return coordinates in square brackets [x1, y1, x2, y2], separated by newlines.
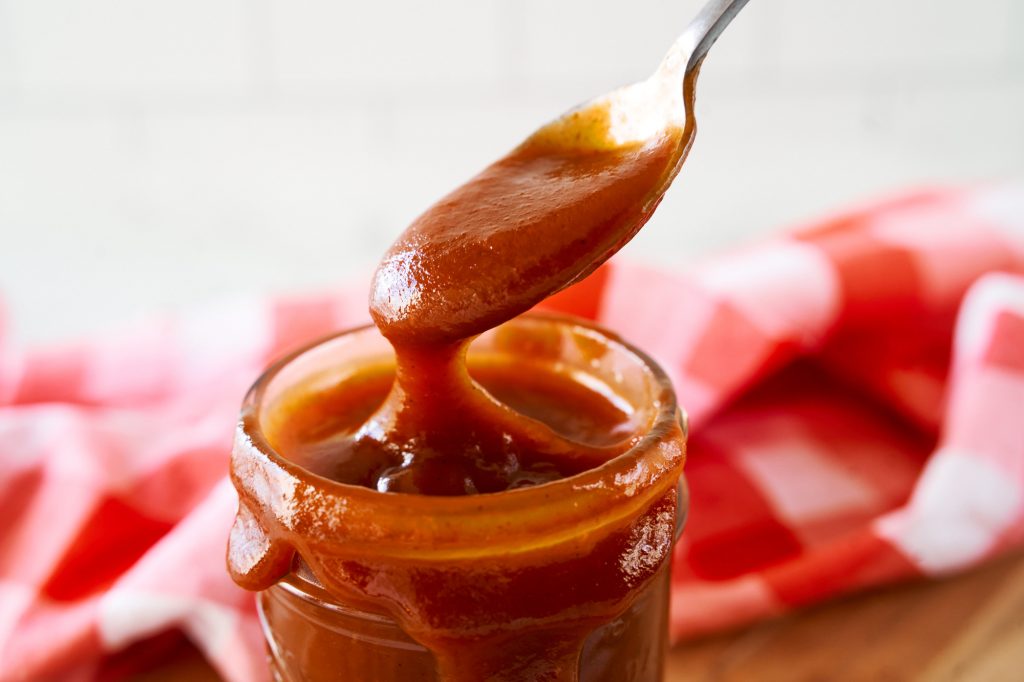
[370, 0, 751, 345]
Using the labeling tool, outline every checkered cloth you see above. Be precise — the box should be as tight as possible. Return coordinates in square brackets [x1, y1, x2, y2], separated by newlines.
[2, 185, 1023, 681]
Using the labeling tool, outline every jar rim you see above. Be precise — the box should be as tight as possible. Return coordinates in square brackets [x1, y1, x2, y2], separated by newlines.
[262, 471, 687, 632]
[231, 312, 686, 559]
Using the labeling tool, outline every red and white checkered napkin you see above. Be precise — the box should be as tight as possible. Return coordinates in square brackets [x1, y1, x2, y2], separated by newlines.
[2, 185, 1023, 680]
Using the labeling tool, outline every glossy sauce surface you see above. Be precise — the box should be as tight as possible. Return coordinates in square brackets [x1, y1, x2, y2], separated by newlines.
[346, 118, 684, 496]
[228, 89, 692, 681]
[371, 122, 683, 343]
[269, 359, 639, 492]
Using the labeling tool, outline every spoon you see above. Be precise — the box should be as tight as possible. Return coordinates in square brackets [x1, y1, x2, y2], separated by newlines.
[370, 0, 752, 344]
[360, 0, 753, 495]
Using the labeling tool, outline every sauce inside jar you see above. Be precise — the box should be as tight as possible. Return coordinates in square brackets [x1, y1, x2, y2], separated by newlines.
[229, 317, 687, 681]
[267, 356, 641, 492]
[315, 120, 685, 496]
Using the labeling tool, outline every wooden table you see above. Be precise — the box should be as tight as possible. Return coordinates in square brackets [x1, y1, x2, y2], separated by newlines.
[137, 551, 1024, 681]
[667, 551, 1024, 681]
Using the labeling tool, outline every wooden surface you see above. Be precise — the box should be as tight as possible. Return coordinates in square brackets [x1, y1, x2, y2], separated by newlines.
[666, 551, 1024, 681]
[136, 551, 1024, 681]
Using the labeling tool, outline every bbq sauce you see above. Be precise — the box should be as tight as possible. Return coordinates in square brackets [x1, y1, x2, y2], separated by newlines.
[344, 115, 684, 496]
[228, 95, 692, 681]
[268, 357, 639, 492]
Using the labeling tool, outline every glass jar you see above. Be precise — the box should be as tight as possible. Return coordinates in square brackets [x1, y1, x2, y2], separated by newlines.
[229, 313, 688, 682]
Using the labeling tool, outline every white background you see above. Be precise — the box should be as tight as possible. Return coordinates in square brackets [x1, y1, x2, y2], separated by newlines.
[2, 0, 1023, 343]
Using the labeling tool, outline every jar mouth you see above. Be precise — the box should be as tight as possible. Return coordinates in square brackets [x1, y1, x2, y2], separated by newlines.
[231, 312, 686, 558]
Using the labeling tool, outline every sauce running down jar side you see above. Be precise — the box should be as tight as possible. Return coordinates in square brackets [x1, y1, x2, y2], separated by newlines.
[227, 314, 688, 681]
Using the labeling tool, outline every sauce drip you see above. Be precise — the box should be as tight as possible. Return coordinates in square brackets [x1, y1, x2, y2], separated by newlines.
[371, 119, 683, 343]
[229, 85, 694, 681]
[349, 109, 685, 495]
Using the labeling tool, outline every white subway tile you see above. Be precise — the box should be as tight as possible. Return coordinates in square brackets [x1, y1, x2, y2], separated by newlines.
[0, 112, 150, 340]
[0, 112, 143, 228]
[1012, 2, 1024, 73]
[139, 106, 383, 275]
[362, 97, 557, 232]
[697, 0, 782, 80]
[266, 0, 504, 89]
[775, 0, 1016, 79]
[514, 0, 777, 95]
[2, 104, 385, 342]
[5, 0, 252, 93]
[515, 0, 687, 94]
[0, 1, 18, 91]
[626, 81, 1024, 267]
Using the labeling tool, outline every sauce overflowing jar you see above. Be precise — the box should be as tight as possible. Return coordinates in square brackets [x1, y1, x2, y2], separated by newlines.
[229, 314, 686, 680]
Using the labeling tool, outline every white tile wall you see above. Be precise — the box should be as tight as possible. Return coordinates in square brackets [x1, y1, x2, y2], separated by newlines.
[0, 2, 17, 91]
[775, 0, 1017, 80]
[1, 0, 1022, 343]
[267, 0, 505, 90]
[517, 0, 776, 89]
[5, 0, 253, 93]
[628, 80, 1024, 268]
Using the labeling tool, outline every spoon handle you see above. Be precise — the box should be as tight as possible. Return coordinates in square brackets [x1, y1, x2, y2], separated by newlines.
[666, 0, 751, 77]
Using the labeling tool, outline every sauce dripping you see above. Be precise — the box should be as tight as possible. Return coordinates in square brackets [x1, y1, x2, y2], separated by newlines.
[229, 78, 695, 682]
[347, 106, 687, 495]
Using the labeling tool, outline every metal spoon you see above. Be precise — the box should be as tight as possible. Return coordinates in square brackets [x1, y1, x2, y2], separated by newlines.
[534, 0, 752, 162]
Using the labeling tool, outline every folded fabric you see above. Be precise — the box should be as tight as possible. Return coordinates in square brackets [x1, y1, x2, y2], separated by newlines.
[1, 185, 1023, 681]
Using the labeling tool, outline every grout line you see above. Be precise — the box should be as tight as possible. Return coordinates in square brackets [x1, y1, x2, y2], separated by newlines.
[243, 0, 278, 100]
[0, 0, 22, 96]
